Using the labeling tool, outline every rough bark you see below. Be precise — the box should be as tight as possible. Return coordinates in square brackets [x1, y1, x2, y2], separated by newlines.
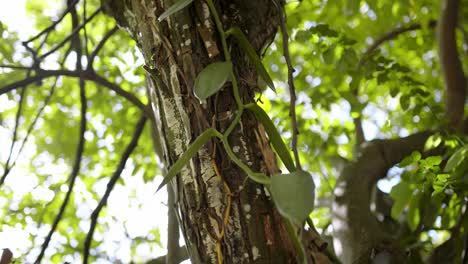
[438, 0, 467, 130]
[102, 0, 329, 263]
[332, 131, 432, 263]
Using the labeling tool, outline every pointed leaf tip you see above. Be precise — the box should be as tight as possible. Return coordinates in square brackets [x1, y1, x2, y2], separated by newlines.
[271, 171, 315, 225]
[158, 0, 194, 21]
[194, 62, 232, 102]
[226, 27, 276, 93]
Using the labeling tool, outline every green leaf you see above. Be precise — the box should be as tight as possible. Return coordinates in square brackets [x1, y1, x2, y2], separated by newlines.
[194, 62, 232, 102]
[270, 171, 315, 225]
[425, 156, 442, 167]
[444, 145, 468, 172]
[245, 103, 296, 172]
[400, 94, 410, 110]
[158, 0, 194, 21]
[399, 151, 421, 167]
[407, 191, 421, 231]
[156, 128, 220, 191]
[322, 45, 335, 64]
[226, 27, 276, 92]
[390, 182, 413, 220]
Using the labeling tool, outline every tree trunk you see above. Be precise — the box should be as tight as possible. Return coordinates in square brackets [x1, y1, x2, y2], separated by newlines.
[101, 0, 329, 263]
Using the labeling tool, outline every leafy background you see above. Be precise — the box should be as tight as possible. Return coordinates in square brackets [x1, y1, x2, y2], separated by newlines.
[0, 0, 467, 263]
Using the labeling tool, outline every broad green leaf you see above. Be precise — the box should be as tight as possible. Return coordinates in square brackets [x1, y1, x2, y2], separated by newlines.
[399, 151, 421, 167]
[270, 171, 315, 225]
[194, 62, 232, 102]
[407, 191, 421, 231]
[322, 45, 335, 64]
[158, 0, 194, 21]
[425, 156, 442, 167]
[400, 94, 410, 110]
[444, 145, 468, 172]
[226, 27, 276, 92]
[156, 128, 220, 191]
[390, 182, 413, 220]
[245, 103, 296, 172]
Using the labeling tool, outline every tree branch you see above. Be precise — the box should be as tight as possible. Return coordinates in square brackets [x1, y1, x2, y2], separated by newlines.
[0, 69, 152, 118]
[0, 72, 28, 187]
[278, 1, 302, 170]
[83, 115, 147, 264]
[88, 26, 119, 69]
[38, 7, 102, 60]
[438, 0, 467, 130]
[0, 79, 57, 187]
[352, 20, 437, 145]
[333, 131, 433, 262]
[35, 67, 88, 264]
[23, 0, 79, 44]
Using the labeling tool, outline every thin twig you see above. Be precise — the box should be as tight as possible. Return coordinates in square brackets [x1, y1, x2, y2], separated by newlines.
[2, 79, 57, 183]
[358, 20, 437, 68]
[278, 4, 302, 171]
[352, 19, 437, 145]
[0, 70, 30, 186]
[0, 65, 34, 70]
[38, 7, 101, 60]
[83, 115, 147, 264]
[35, 66, 87, 264]
[88, 26, 119, 69]
[23, 0, 79, 44]
[82, 0, 90, 59]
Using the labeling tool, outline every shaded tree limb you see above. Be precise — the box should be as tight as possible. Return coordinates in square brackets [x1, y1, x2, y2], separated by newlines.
[332, 131, 433, 263]
[0, 249, 12, 264]
[83, 114, 147, 264]
[0, 69, 152, 118]
[438, 0, 467, 130]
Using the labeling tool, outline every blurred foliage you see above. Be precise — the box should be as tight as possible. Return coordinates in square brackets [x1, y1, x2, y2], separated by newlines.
[0, 0, 467, 263]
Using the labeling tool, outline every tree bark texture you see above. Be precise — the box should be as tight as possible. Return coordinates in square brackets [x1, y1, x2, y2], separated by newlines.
[101, 0, 329, 263]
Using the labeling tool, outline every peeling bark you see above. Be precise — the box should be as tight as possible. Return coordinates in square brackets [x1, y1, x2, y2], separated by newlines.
[102, 0, 329, 263]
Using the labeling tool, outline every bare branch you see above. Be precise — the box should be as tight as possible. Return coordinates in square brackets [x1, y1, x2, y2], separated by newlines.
[23, 0, 79, 44]
[0, 69, 152, 118]
[38, 7, 102, 60]
[438, 0, 467, 130]
[0, 72, 29, 187]
[277, 1, 302, 171]
[0, 79, 57, 186]
[35, 67, 88, 264]
[83, 115, 147, 264]
[88, 26, 119, 69]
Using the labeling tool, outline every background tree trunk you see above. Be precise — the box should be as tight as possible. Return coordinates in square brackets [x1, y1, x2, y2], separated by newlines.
[101, 0, 329, 263]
